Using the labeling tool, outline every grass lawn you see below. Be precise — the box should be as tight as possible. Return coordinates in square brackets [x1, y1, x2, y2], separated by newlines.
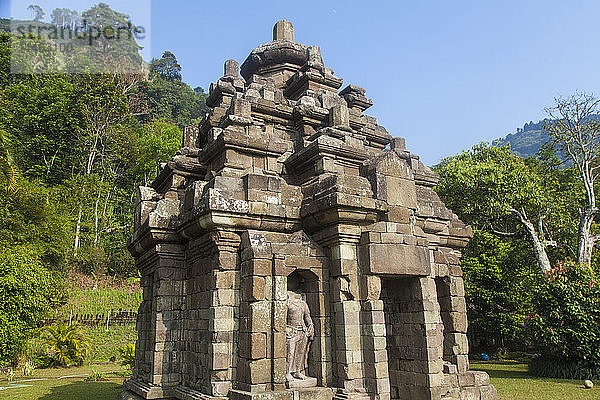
[471, 360, 598, 400]
[3, 359, 599, 400]
[0, 363, 127, 400]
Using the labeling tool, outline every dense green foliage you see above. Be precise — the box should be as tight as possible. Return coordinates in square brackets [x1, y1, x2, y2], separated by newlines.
[435, 143, 548, 230]
[139, 58, 208, 128]
[460, 231, 534, 351]
[0, 4, 208, 368]
[0, 247, 65, 368]
[435, 143, 582, 353]
[118, 343, 135, 369]
[526, 261, 600, 379]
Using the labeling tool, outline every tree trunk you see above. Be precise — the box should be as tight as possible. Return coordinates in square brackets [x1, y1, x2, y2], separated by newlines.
[73, 200, 83, 256]
[93, 187, 102, 246]
[511, 208, 552, 273]
[577, 206, 597, 271]
[522, 219, 552, 274]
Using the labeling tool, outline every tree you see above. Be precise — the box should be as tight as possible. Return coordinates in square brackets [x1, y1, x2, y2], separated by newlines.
[139, 77, 208, 128]
[435, 143, 583, 352]
[544, 92, 600, 271]
[81, 2, 131, 30]
[435, 143, 555, 273]
[50, 8, 79, 29]
[27, 5, 45, 22]
[74, 3, 142, 73]
[149, 51, 182, 81]
[70, 73, 130, 255]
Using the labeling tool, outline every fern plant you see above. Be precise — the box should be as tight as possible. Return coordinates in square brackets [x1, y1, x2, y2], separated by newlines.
[118, 343, 135, 370]
[43, 322, 90, 367]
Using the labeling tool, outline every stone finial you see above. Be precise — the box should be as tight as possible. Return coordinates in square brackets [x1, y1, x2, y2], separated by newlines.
[224, 59, 239, 77]
[390, 137, 406, 151]
[306, 46, 323, 69]
[182, 126, 199, 148]
[329, 104, 350, 129]
[273, 20, 294, 42]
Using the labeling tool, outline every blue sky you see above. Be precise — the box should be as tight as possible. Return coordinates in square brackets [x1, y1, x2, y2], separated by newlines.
[3, 0, 600, 165]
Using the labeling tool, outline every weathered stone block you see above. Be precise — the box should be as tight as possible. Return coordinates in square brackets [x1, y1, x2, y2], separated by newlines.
[249, 358, 271, 384]
[479, 384, 497, 400]
[329, 104, 350, 129]
[362, 243, 430, 276]
[244, 277, 266, 301]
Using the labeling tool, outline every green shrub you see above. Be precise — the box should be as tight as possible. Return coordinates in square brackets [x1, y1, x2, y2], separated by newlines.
[43, 322, 90, 367]
[84, 370, 107, 382]
[0, 247, 65, 367]
[526, 260, 600, 379]
[117, 343, 135, 369]
[529, 354, 600, 379]
[460, 230, 533, 353]
[22, 360, 35, 376]
[23, 336, 51, 368]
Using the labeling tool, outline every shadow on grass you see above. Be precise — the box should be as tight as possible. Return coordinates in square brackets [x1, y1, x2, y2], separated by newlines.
[471, 361, 532, 379]
[38, 381, 121, 400]
[481, 368, 531, 380]
[479, 360, 527, 366]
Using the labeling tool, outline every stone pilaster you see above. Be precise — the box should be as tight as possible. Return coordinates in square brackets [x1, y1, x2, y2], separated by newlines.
[359, 276, 391, 400]
[149, 243, 185, 390]
[315, 225, 369, 399]
[208, 231, 242, 397]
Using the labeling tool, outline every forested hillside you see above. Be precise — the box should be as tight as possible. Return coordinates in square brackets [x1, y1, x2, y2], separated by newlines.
[497, 120, 551, 158]
[0, 3, 208, 367]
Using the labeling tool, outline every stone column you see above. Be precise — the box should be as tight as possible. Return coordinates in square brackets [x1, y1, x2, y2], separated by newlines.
[417, 277, 446, 400]
[133, 272, 154, 383]
[234, 231, 285, 399]
[208, 231, 241, 397]
[359, 275, 391, 400]
[151, 243, 186, 391]
[316, 225, 369, 399]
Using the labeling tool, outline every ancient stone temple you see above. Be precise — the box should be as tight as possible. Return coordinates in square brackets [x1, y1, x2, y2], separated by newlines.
[121, 20, 497, 400]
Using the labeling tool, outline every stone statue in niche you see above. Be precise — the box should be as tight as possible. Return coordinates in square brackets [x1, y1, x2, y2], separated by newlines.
[286, 290, 317, 388]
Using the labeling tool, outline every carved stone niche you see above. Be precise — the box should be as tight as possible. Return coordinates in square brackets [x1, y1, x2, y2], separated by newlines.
[286, 272, 317, 389]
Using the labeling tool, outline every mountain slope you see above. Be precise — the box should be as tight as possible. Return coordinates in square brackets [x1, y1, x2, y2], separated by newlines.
[497, 119, 551, 158]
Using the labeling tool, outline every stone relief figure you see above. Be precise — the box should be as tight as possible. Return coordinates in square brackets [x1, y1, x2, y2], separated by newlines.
[286, 290, 317, 388]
